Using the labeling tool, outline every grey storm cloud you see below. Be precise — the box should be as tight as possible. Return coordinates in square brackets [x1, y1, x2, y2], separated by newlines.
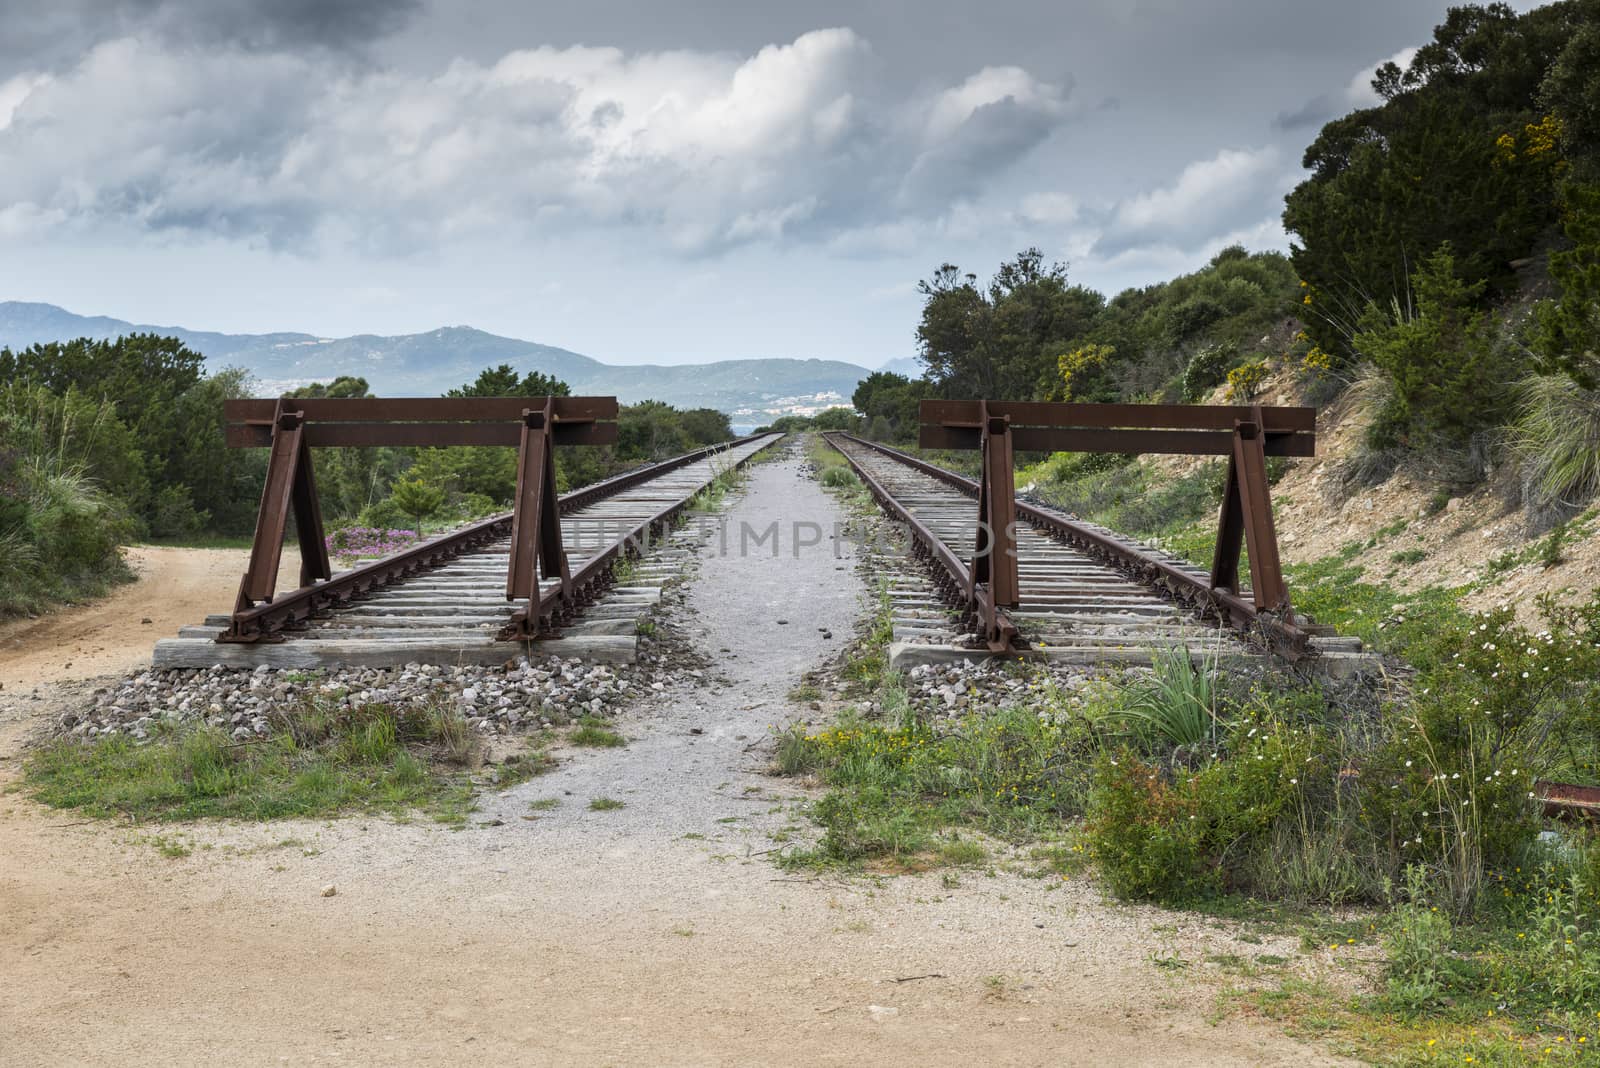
[0, 0, 420, 70]
[0, 0, 1513, 304]
[0, 25, 1080, 255]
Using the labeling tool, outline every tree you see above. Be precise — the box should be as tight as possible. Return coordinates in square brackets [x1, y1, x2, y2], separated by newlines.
[288, 376, 371, 399]
[1536, 183, 1600, 389]
[388, 478, 445, 536]
[809, 407, 861, 432]
[852, 371, 933, 442]
[447, 364, 571, 397]
[1353, 245, 1514, 447]
[1284, 2, 1584, 357]
[410, 367, 578, 506]
[916, 249, 1103, 400]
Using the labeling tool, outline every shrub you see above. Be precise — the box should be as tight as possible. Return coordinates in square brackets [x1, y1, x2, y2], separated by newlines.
[1086, 722, 1311, 904]
[1354, 596, 1598, 912]
[1352, 246, 1515, 448]
[325, 525, 422, 563]
[1513, 374, 1600, 518]
[1225, 360, 1268, 401]
[1181, 343, 1236, 400]
[1087, 752, 1216, 901]
[1382, 867, 1456, 1011]
[356, 498, 409, 531]
[820, 466, 858, 489]
[148, 484, 209, 539]
[1101, 646, 1223, 751]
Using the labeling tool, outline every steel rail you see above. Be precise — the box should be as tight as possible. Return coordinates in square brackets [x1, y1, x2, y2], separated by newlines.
[821, 432, 1018, 650]
[222, 433, 776, 643]
[503, 433, 782, 637]
[826, 432, 1311, 660]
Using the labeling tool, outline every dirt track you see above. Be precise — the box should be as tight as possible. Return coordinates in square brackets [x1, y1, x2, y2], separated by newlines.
[0, 453, 1353, 1065]
[0, 545, 300, 691]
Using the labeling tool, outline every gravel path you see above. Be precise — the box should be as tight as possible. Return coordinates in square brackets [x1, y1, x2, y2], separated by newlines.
[0, 441, 1357, 1066]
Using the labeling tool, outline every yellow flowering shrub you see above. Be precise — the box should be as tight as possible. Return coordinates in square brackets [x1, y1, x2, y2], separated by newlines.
[1057, 343, 1114, 401]
[1225, 360, 1268, 401]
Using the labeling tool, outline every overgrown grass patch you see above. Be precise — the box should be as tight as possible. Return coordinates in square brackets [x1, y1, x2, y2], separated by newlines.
[776, 703, 1099, 870]
[24, 697, 486, 824]
[569, 717, 627, 748]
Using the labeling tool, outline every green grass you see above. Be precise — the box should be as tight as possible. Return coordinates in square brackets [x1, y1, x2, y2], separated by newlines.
[569, 717, 627, 748]
[589, 796, 625, 811]
[777, 701, 1097, 870]
[24, 698, 483, 825]
[839, 583, 896, 692]
[490, 750, 556, 787]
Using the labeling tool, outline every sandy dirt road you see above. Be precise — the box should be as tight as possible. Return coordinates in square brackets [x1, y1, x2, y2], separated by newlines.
[0, 545, 300, 691]
[0, 447, 1354, 1066]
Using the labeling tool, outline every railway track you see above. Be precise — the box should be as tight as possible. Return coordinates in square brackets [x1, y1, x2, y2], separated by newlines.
[824, 432, 1367, 674]
[153, 434, 783, 670]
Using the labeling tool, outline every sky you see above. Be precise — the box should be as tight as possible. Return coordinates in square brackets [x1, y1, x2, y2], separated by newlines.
[0, 0, 1537, 368]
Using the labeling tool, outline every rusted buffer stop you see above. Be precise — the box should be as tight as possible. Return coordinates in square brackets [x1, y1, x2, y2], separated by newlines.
[222, 395, 618, 644]
[911, 399, 1320, 658]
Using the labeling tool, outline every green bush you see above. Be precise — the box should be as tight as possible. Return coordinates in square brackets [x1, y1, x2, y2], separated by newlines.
[1382, 867, 1457, 1011]
[819, 466, 858, 488]
[1352, 246, 1515, 450]
[1180, 343, 1236, 400]
[1086, 752, 1217, 901]
[1086, 721, 1312, 904]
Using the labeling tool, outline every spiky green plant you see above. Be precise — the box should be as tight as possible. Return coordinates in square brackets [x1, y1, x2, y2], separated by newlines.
[1513, 374, 1600, 512]
[1110, 645, 1223, 749]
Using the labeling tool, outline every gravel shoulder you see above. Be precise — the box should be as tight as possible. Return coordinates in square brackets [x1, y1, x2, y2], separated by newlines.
[0, 444, 1356, 1066]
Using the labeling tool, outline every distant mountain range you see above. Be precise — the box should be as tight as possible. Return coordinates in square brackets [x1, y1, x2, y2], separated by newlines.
[0, 301, 916, 418]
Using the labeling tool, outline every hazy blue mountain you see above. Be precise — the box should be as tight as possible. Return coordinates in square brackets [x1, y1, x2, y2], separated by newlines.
[878, 355, 924, 378]
[0, 301, 878, 414]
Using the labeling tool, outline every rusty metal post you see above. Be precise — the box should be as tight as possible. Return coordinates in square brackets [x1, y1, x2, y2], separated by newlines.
[968, 401, 1019, 652]
[233, 399, 305, 613]
[506, 398, 570, 638]
[973, 402, 1019, 607]
[1210, 405, 1292, 618]
[291, 433, 332, 589]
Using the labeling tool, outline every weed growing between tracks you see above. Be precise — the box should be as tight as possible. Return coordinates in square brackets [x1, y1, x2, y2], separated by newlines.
[24, 696, 553, 825]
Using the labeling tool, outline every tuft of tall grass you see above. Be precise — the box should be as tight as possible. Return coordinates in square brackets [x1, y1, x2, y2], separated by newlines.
[1103, 645, 1223, 750]
[1513, 374, 1600, 518]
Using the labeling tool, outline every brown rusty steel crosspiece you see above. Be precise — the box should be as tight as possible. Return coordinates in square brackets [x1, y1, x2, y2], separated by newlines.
[917, 398, 1316, 661]
[219, 396, 619, 643]
[503, 397, 575, 641]
[1210, 403, 1294, 623]
[969, 402, 1021, 652]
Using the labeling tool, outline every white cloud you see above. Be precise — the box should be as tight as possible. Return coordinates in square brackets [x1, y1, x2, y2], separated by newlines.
[0, 73, 48, 130]
[0, 28, 1077, 256]
[1273, 45, 1420, 129]
[923, 66, 1071, 141]
[1342, 46, 1418, 107]
[1017, 191, 1080, 225]
[1094, 146, 1283, 256]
